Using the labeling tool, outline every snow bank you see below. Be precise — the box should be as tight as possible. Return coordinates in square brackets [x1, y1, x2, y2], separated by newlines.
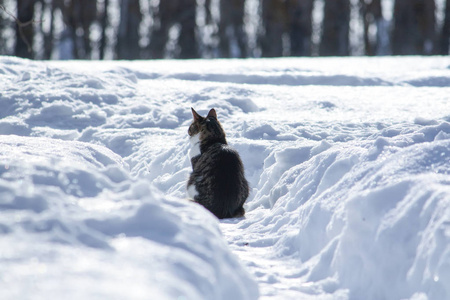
[0, 135, 257, 300]
[1, 56, 450, 300]
[246, 127, 450, 300]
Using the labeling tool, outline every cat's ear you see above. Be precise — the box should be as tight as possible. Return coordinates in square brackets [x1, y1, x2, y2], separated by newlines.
[207, 108, 217, 120]
[191, 107, 202, 121]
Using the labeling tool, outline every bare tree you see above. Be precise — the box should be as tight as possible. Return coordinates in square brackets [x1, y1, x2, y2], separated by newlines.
[287, 0, 314, 56]
[37, 0, 55, 59]
[177, 0, 198, 58]
[319, 0, 350, 56]
[3, 0, 449, 60]
[392, 0, 436, 55]
[0, 1, 7, 54]
[149, 0, 198, 59]
[441, 0, 450, 54]
[149, 0, 174, 58]
[204, 0, 212, 25]
[260, 0, 288, 57]
[117, 0, 141, 59]
[359, 0, 383, 56]
[15, 0, 35, 58]
[100, 0, 109, 60]
[218, 0, 247, 57]
[61, 0, 97, 59]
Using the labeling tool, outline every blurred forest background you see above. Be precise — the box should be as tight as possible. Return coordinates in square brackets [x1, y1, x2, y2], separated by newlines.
[0, 0, 449, 60]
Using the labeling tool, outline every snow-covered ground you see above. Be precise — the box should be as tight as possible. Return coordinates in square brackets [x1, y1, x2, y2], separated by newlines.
[1, 56, 449, 300]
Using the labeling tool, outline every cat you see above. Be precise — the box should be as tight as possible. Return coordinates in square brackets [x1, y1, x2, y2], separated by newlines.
[187, 107, 249, 219]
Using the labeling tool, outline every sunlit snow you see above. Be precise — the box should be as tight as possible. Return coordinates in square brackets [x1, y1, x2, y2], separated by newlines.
[1, 56, 449, 300]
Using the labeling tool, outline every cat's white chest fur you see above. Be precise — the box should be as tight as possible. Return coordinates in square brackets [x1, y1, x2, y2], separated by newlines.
[189, 133, 201, 159]
[187, 184, 198, 200]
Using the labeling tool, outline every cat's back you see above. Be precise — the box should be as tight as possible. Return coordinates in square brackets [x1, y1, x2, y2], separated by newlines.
[206, 143, 248, 196]
[203, 143, 244, 173]
[196, 143, 248, 218]
[194, 142, 247, 194]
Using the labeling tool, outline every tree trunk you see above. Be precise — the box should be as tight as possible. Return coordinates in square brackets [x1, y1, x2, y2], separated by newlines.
[260, 0, 288, 57]
[65, 0, 97, 59]
[218, 0, 247, 58]
[80, 0, 97, 59]
[359, 0, 383, 56]
[319, 0, 350, 56]
[117, 0, 141, 59]
[149, 0, 177, 58]
[392, 0, 436, 55]
[15, 0, 35, 58]
[440, 0, 450, 54]
[177, 0, 198, 58]
[0, 0, 6, 54]
[41, 0, 55, 60]
[100, 0, 109, 60]
[287, 0, 314, 56]
[149, 0, 198, 59]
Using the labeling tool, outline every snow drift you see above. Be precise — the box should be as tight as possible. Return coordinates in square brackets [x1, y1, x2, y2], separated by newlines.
[1, 55, 449, 300]
[0, 134, 258, 300]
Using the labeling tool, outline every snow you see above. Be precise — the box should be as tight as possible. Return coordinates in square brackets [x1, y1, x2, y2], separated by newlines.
[1, 55, 450, 300]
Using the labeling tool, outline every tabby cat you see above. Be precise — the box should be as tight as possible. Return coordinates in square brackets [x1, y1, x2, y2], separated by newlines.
[187, 108, 249, 219]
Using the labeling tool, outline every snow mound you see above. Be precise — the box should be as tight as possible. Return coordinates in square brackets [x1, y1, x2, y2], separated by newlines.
[0, 135, 258, 300]
[233, 119, 450, 299]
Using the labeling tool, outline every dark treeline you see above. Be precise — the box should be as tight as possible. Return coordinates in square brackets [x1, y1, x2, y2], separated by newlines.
[0, 0, 449, 60]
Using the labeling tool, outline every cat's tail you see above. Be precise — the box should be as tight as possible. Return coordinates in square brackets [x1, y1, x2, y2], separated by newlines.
[231, 206, 245, 218]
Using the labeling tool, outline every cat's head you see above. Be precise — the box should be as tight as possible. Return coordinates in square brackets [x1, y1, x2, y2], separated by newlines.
[188, 108, 226, 143]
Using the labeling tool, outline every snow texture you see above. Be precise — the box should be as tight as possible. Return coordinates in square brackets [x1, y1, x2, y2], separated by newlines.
[1, 56, 450, 300]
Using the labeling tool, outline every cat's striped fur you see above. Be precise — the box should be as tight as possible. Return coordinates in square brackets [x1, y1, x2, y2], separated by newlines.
[187, 108, 249, 219]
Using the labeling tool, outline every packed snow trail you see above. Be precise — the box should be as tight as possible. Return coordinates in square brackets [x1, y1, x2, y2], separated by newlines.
[1, 56, 450, 300]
